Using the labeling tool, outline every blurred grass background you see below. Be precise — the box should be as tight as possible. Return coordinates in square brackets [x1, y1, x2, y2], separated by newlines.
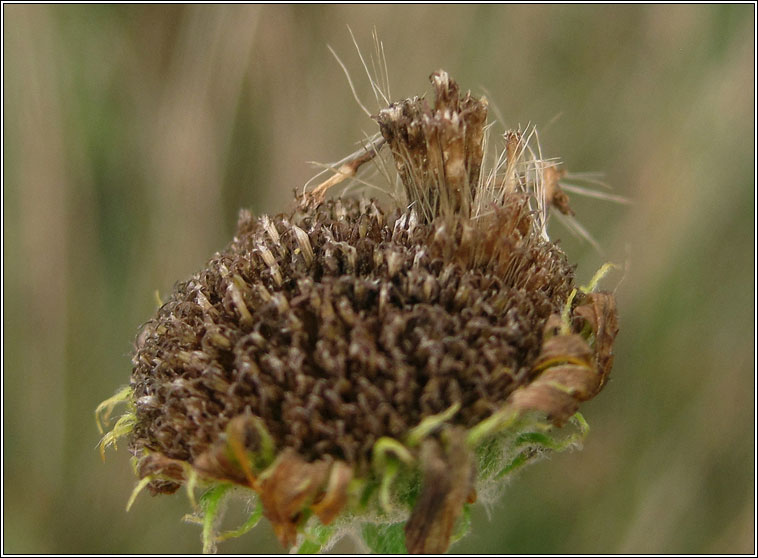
[2, 4, 754, 554]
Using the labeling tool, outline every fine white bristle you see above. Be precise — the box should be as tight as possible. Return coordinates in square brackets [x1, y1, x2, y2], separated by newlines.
[307, 34, 626, 250]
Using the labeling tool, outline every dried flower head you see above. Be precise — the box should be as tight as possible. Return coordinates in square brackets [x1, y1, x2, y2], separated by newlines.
[97, 68, 619, 554]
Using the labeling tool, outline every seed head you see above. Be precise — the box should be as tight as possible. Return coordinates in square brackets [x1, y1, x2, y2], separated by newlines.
[98, 70, 619, 554]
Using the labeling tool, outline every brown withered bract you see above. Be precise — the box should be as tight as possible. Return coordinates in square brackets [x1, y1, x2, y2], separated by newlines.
[404, 427, 475, 554]
[126, 70, 618, 554]
[543, 166, 574, 216]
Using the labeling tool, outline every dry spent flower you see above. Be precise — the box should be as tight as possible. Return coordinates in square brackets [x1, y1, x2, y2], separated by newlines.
[97, 66, 619, 554]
